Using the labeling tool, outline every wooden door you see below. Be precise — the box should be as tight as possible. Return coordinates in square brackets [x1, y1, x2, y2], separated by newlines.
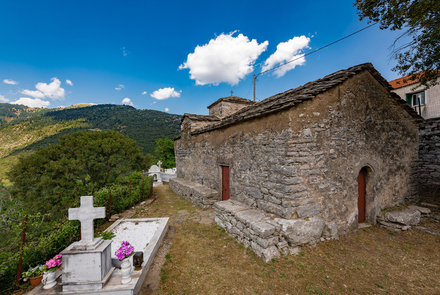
[222, 166, 230, 201]
[357, 168, 366, 223]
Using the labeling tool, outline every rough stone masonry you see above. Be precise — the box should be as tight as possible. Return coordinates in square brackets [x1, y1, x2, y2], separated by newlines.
[418, 117, 440, 189]
[170, 63, 422, 261]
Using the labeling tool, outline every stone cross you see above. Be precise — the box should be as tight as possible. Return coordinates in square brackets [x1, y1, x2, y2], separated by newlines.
[157, 160, 162, 169]
[69, 196, 105, 243]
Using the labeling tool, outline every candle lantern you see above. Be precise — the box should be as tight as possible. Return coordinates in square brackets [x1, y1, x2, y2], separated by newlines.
[133, 252, 144, 270]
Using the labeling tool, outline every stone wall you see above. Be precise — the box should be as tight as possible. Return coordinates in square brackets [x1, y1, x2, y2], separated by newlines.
[419, 117, 440, 188]
[214, 200, 337, 262]
[169, 178, 219, 209]
[209, 101, 252, 119]
[181, 116, 218, 132]
[175, 71, 419, 235]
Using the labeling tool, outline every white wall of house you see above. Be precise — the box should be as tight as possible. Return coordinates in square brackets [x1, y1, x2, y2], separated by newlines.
[392, 77, 440, 119]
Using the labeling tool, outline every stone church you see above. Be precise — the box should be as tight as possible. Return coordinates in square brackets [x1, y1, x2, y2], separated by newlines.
[170, 63, 422, 261]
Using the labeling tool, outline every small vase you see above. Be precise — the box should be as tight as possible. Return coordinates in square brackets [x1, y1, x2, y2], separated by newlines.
[121, 258, 132, 284]
[29, 274, 43, 286]
[43, 270, 57, 289]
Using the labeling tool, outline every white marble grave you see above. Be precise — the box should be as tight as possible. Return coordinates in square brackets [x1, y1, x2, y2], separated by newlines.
[148, 164, 163, 186]
[61, 196, 114, 291]
[161, 168, 177, 182]
[26, 197, 169, 295]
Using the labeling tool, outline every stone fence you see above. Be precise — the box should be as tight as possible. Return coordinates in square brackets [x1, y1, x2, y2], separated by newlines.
[419, 118, 440, 188]
[214, 199, 339, 262]
[169, 178, 219, 209]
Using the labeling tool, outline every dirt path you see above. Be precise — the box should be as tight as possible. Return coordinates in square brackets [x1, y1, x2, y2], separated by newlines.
[126, 184, 214, 295]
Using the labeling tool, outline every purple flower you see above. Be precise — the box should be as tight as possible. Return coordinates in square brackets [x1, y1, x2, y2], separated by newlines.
[45, 259, 56, 268]
[115, 241, 135, 261]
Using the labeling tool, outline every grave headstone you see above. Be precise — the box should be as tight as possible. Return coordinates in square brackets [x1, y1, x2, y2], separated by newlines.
[60, 196, 114, 291]
[68, 195, 105, 248]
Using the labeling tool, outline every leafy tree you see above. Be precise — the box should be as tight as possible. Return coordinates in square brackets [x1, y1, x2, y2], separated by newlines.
[354, 0, 440, 87]
[0, 184, 23, 231]
[7, 130, 148, 215]
[154, 137, 175, 169]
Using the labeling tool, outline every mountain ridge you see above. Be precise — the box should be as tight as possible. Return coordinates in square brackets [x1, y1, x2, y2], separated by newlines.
[0, 104, 181, 181]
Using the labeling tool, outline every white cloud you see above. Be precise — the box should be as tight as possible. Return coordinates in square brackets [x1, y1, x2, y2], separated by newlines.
[150, 87, 181, 100]
[262, 36, 311, 78]
[36, 77, 65, 100]
[0, 95, 9, 103]
[122, 98, 134, 106]
[115, 84, 125, 91]
[20, 89, 45, 99]
[11, 97, 50, 108]
[141, 91, 147, 95]
[122, 47, 130, 57]
[165, 108, 169, 112]
[66, 79, 73, 86]
[3, 79, 18, 85]
[20, 77, 65, 101]
[179, 31, 268, 85]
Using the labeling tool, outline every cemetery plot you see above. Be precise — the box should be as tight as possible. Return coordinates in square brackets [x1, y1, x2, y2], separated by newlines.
[26, 213, 169, 295]
[106, 218, 166, 268]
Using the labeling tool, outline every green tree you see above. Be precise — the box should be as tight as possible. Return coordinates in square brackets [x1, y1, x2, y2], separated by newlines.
[354, 0, 440, 87]
[154, 137, 175, 169]
[8, 130, 148, 215]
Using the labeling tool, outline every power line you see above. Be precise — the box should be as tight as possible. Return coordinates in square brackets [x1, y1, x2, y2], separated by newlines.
[253, 22, 378, 101]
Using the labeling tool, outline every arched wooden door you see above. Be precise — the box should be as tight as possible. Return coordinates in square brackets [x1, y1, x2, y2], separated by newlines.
[357, 168, 366, 223]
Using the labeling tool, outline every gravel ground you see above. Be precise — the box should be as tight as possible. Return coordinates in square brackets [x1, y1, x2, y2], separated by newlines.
[111, 221, 160, 258]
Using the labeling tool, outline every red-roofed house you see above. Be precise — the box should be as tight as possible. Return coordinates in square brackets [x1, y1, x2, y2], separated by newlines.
[389, 74, 440, 119]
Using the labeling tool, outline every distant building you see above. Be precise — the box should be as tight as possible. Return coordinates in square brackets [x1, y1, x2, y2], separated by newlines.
[389, 74, 440, 119]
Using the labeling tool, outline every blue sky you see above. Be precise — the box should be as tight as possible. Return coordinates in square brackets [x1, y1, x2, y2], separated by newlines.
[0, 0, 407, 115]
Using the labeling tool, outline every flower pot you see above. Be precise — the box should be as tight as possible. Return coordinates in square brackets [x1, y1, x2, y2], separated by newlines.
[29, 275, 43, 286]
[43, 270, 57, 289]
[121, 258, 132, 284]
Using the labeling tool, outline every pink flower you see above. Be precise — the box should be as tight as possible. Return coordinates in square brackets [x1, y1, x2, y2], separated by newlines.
[45, 259, 56, 268]
[115, 241, 135, 261]
[44, 254, 62, 270]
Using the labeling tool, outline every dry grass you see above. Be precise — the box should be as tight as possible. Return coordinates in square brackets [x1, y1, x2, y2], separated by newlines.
[132, 185, 440, 295]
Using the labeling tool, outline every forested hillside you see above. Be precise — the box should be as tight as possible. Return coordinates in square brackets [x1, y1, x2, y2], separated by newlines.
[0, 104, 181, 182]
[0, 103, 49, 126]
[45, 104, 181, 153]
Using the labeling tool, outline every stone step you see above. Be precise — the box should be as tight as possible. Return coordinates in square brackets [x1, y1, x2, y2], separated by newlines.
[169, 178, 220, 209]
[214, 199, 334, 262]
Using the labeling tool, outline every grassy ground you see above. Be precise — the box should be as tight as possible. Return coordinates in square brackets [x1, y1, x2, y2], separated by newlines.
[18, 184, 440, 294]
[132, 185, 440, 295]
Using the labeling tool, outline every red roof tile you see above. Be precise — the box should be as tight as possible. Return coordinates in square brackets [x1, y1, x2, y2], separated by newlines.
[388, 73, 421, 89]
